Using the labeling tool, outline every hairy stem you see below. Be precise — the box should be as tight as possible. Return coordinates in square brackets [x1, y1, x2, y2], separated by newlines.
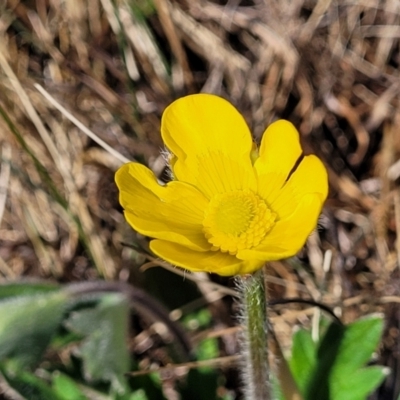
[238, 269, 271, 400]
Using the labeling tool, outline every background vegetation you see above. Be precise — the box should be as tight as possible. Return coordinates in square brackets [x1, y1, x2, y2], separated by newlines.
[0, 0, 400, 399]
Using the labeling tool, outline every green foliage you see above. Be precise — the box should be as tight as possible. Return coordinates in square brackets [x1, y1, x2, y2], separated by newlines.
[129, 389, 149, 400]
[289, 328, 317, 394]
[288, 315, 388, 400]
[0, 289, 68, 368]
[52, 372, 88, 400]
[1, 366, 64, 400]
[0, 281, 59, 299]
[65, 293, 130, 394]
[0, 281, 389, 400]
[196, 338, 219, 366]
[0, 282, 165, 399]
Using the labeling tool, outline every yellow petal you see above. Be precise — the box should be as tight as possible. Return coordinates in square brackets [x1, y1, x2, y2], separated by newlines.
[161, 94, 256, 198]
[115, 162, 210, 251]
[239, 155, 328, 260]
[255, 120, 302, 201]
[237, 193, 323, 261]
[150, 240, 265, 276]
[270, 155, 328, 221]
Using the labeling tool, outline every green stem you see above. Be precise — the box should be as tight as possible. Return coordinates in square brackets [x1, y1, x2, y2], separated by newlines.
[238, 269, 271, 400]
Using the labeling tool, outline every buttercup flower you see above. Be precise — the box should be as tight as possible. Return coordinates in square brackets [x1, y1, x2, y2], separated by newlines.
[116, 94, 328, 276]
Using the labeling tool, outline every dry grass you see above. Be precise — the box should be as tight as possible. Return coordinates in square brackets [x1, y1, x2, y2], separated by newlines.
[1, 0, 400, 398]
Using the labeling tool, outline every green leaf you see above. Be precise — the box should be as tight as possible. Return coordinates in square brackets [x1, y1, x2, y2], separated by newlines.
[329, 315, 386, 400]
[129, 389, 149, 400]
[331, 315, 384, 375]
[306, 322, 346, 400]
[0, 291, 68, 367]
[1, 366, 63, 400]
[0, 281, 59, 300]
[298, 315, 386, 400]
[331, 367, 388, 400]
[289, 328, 317, 394]
[65, 293, 130, 394]
[195, 338, 219, 373]
[52, 372, 88, 400]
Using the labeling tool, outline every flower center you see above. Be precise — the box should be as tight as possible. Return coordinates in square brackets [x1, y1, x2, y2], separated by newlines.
[203, 190, 277, 255]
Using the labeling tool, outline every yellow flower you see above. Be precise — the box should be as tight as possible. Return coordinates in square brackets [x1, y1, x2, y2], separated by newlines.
[115, 94, 328, 276]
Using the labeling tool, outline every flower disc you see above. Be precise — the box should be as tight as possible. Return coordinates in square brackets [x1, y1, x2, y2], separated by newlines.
[203, 190, 277, 255]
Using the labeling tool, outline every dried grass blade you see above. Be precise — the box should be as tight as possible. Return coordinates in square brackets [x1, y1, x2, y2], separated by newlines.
[34, 83, 131, 165]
